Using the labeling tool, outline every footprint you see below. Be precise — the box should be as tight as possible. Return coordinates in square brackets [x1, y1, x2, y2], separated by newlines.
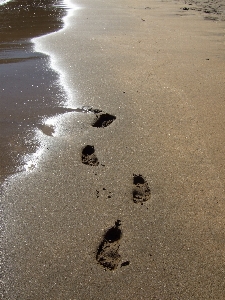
[133, 174, 151, 204]
[92, 113, 116, 128]
[96, 220, 122, 270]
[82, 145, 99, 166]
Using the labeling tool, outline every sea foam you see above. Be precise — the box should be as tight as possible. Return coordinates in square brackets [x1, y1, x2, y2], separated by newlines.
[0, 0, 12, 5]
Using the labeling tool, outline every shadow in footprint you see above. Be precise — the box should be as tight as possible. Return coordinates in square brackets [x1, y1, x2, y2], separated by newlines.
[82, 145, 99, 166]
[92, 113, 116, 128]
[96, 220, 122, 270]
[133, 174, 151, 204]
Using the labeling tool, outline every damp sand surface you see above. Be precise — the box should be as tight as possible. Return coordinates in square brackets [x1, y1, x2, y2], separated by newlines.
[2, 0, 225, 299]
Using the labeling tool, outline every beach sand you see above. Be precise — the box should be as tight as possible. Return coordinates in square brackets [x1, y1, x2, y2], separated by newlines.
[2, 0, 225, 299]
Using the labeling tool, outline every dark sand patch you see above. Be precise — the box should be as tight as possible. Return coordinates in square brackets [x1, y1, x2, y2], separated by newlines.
[179, 0, 225, 21]
[133, 174, 151, 204]
[96, 220, 122, 270]
[121, 261, 130, 267]
[38, 124, 55, 136]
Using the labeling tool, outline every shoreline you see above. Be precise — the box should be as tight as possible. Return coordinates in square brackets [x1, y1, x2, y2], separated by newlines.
[0, 0, 69, 184]
[32, 0, 80, 109]
[2, 0, 225, 299]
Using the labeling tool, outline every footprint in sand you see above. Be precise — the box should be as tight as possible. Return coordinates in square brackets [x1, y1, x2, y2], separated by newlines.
[82, 145, 99, 166]
[96, 220, 122, 270]
[74, 106, 115, 127]
[92, 113, 116, 128]
[133, 174, 151, 204]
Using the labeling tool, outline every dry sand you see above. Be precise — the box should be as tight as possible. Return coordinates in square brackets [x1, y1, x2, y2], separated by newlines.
[2, 0, 225, 299]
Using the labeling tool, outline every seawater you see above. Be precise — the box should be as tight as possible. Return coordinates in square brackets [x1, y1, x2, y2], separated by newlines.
[0, 0, 72, 183]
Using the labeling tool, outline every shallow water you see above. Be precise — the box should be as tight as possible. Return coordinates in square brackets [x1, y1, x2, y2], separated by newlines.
[0, 0, 68, 183]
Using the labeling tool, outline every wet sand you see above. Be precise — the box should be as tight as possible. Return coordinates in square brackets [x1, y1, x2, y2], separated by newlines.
[2, 0, 225, 299]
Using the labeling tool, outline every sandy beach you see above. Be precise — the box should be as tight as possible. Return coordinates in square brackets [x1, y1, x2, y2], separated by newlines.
[2, 0, 225, 299]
